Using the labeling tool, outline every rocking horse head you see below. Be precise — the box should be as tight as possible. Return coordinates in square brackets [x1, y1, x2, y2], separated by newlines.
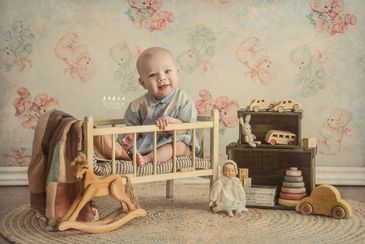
[71, 152, 89, 180]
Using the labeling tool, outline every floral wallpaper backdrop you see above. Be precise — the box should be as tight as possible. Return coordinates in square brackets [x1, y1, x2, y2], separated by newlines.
[0, 0, 364, 169]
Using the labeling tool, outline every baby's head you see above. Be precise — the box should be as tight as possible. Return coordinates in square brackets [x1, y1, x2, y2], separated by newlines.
[223, 160, 238, 177]
[136, 47, 179, 100]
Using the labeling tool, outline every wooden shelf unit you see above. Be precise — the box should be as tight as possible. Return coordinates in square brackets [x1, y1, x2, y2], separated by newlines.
[226, 142, 316, 209]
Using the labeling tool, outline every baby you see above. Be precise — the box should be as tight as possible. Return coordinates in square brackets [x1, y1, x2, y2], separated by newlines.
[120, 47, 198, 165]
[209, 160, 248, 217]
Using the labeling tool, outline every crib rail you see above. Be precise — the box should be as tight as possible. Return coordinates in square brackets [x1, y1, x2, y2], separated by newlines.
[84, 110, 219, 184]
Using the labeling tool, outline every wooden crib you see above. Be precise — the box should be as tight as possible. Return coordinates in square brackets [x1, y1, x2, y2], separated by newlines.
[83, 110, 220, 198]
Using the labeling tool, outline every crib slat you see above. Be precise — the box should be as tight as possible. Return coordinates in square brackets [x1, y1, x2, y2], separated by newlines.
[153, 132, 157, 175]
[192, 129, 196, 169]
[112, 134, 116, 174]
[173, 130, 176, 173]
[199, 129, 207, 159]
[133, 133, 137, 177]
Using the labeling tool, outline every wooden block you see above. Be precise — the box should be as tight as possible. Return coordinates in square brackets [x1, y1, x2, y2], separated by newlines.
[282, 181, 305, 188]
[302, 137, 317, 149]
[281, 186, 306, 194]
[238, 168, 249, 178]
[241, 177, 252, 187]
[279, 192, 307, 200]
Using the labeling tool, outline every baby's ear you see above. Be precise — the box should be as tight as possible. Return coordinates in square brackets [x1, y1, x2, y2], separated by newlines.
[139, 78, 146, 89]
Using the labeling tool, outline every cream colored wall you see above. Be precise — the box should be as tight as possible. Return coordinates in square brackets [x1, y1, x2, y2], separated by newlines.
[1, 0, 364, 169]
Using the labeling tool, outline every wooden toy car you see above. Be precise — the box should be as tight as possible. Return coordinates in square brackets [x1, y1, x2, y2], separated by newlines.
[265, 130, 296, 145]
[271, 99, 302, 112]
[247, 98, 276, 112]
[295, 184, 352, 219]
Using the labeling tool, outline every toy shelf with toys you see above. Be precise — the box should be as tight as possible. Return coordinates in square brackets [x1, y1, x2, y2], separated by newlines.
[228, 100, 317, 210]
[238, 109, 302, 149]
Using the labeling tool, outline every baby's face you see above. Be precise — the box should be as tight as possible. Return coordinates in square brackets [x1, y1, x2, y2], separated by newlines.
[223, 163, 236, 177]
[138, 51, 179, 100]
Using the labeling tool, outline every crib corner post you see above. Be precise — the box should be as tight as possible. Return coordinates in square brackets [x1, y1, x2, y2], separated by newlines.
[210, 109, 219, 184]
[84, 116, 94, 167]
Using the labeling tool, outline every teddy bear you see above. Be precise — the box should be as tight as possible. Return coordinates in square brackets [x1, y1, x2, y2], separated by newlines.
[54, 33, 96, 81]
[317, 108, 352, 156]
[309, 0, 356, 36]
[128, 0, 174, 32]
[236, 37, 276, 86]
[290, 45, 325, 97]
[109, 42, 139, 92]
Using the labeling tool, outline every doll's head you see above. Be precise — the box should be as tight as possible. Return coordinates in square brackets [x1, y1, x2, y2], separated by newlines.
[136, 47, 179, 100]
[223, 160, 238, 177]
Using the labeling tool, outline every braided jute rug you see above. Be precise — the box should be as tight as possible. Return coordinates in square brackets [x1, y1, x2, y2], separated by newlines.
[1, 183, 364, 244]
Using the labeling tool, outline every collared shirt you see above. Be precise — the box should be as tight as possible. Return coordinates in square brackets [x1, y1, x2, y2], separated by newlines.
[123, 88, 199, 155]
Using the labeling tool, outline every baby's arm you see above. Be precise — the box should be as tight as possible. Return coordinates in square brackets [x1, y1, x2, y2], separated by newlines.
[156, 116, 187, 134]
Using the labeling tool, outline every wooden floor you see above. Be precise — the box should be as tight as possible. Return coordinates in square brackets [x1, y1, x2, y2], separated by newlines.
[0, 185, 364, 243]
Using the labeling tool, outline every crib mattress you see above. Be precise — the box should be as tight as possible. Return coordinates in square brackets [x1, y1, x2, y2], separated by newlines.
[93, 156, 211, 177]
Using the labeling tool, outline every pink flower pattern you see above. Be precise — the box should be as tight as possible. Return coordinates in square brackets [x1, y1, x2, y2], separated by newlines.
[195, 90, 239, 133]
[12, 87, 59, 129]
[214, 96, 239, 128]
[1, 148, 31, 166]
[195, 89, 214, 116]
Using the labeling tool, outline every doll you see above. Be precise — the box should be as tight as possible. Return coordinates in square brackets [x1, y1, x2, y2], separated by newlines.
[209, 160, 248, 217]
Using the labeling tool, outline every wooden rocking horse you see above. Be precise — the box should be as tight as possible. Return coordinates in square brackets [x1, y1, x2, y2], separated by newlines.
[57, 152, 146, 233]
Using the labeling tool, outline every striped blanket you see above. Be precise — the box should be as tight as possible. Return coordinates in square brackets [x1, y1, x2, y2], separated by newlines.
[94, 156, 211, 177]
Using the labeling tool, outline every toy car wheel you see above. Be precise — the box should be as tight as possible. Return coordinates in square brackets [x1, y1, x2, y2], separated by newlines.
[277, 106, 284, 112]
[299, 202, 313, 215]
[288, 141, 294, 145]
[253, 106, 259, 112]
[331, 205, 346, 219]
[270, 139, 276, 145]
[293, 104, 299, 111]
[268, 104, 275, 110]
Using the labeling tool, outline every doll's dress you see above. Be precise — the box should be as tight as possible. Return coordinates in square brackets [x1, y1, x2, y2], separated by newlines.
[210, 176, 248, 213]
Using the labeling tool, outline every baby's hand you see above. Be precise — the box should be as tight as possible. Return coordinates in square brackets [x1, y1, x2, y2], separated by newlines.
[156, 116, 171, 131]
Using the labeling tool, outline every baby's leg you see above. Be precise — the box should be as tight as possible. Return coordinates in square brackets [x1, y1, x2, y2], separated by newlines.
[137, 142, 190, 165]
[95, 135, 131, 160]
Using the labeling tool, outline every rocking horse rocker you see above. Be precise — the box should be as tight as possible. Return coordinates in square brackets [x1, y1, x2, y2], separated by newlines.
[57, 152, 146, 233]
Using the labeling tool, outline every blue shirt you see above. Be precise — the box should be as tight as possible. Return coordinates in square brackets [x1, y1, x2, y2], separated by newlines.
[123, 88, 200, 155]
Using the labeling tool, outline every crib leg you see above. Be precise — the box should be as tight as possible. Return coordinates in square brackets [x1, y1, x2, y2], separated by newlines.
[166, 180, 174, 199]
[209, 175, 214, 189]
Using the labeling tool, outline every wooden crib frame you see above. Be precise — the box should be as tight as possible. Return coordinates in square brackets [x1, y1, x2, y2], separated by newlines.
[83, 110, 219, 198]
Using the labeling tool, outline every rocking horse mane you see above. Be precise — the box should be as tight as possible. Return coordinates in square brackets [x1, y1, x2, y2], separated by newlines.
[71, 152, 89, 168]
